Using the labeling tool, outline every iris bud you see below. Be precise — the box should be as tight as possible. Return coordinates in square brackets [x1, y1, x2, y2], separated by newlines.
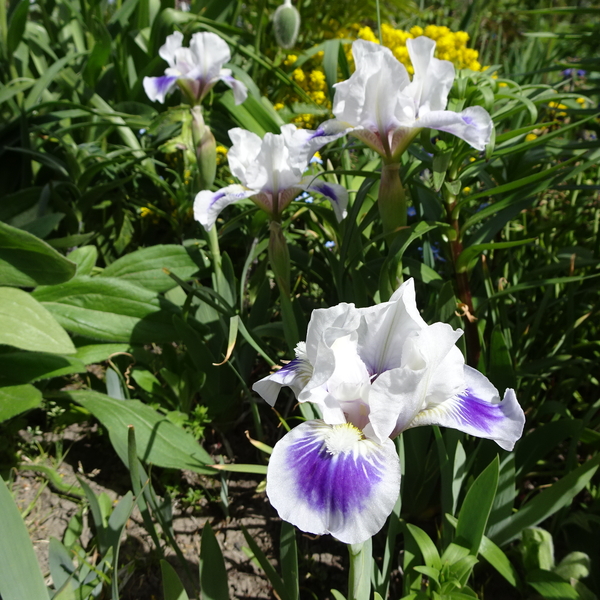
[273, 0, 301, 50]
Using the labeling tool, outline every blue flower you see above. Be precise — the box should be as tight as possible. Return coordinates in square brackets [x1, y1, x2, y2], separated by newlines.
[324, 240, 336, 248]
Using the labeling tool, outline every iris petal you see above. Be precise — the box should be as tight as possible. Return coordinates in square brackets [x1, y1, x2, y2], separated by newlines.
[193, 185, 256, 231]
[142, 76, 178, 104]
[267, 420, 401, 544]
[408, 365, 525, 451]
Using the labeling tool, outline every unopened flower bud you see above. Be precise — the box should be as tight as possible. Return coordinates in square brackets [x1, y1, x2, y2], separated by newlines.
[273, 0, 300, 50]
[191, 106, 217, 190]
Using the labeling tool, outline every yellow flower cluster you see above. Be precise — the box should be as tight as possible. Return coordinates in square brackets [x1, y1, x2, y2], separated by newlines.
[338, 23, 482, 73]
[277, 23, 482, 126]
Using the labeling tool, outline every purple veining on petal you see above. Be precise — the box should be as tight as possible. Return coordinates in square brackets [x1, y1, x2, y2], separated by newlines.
[286, 430, 383, 517]
[312, 182, 339, 204]
[462, 115, 475, 126]
[279, 358, 301, 374]
[209, 191, 226, 208]
[454, 389, 505, 433]
[310, 127, 326, 139]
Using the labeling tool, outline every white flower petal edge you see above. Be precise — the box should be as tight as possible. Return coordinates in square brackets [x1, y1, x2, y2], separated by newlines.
[266, 420, 401, 545]
[194, 185, 255, 231]
[252, 343, 313, 406]
[409, 365, 525, 451]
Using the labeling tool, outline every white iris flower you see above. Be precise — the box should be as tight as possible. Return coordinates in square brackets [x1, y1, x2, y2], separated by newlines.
[193, 125, 348, 230]
[143, 31, 248, 105]
[253, 279, 525, 544]
[311, 37, 493, 160]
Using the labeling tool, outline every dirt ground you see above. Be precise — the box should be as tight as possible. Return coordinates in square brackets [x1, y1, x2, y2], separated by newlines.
[9, 423, 348, 599]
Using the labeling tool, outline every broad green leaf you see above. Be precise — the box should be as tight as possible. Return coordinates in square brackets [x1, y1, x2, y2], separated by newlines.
[48, 537, 76, 593]
[74, 344, 131, 365]
[161, 560, 190, 600]
[200, 522, 229, 600]
[479, 536, 520, 587]
[0, 221, 76, 286]
[0, 476, 48, 600]
[66, 389, 214, 474]
[0, 288, 75, 354]
[0, 384, 42, 422]
[404, 523, 442, 571]
[32, 277, 180, 343]
[491, 453, 600, 546]
[7, 0, 29, 55]
[101, 245, 203, 293]
[0, 350, 85, 385]
[456, 457, 499, 555]
[526, 569, 579, 599]
[67, 246, 98, 277]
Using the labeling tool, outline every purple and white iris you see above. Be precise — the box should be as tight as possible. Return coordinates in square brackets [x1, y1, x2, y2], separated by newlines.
[253, 279, 525, 544]
[143, 31, 248, 105]
[193, 125, 348, 230]
[310, 37, 493, 160]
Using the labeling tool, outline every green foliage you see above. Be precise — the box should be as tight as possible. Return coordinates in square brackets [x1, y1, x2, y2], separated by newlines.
[0, 0, 599, 597]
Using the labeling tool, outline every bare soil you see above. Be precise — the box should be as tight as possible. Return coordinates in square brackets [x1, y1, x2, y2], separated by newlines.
[10, 423, 347, 599]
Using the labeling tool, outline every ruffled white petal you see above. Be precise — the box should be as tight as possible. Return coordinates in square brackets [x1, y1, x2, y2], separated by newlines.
[159, 31, 184, 67]
[266, 420, 401, 544]
[298, 176, 348, 222]
[333, 40, 410, 140]
[228, 128, 263, 186]
[356, 278, 427, 375]
[143, 75, 178, 103]
[189, 32, 231, 83]
[408, 365, 525, 451]
[406, 36, 455, 114]
[193, 185, 256, 231]
[416, 106, 493, 151]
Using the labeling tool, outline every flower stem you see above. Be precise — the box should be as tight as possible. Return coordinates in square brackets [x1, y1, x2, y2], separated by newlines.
[378, 162, 407, 243]
[446, 195, 481, 367]
[348, 539, 372, 600]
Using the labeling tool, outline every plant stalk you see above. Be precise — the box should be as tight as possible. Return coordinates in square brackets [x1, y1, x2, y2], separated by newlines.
[348, 539, 373, 600]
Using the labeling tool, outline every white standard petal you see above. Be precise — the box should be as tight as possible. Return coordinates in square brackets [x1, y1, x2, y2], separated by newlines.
[408, 365, 525, 451]
[159, 31, 184, 68]
[356, 278, 427, 375]
[298, 176, 348, 222]
[189, 32, 231, 84]
[266, 420, 401, 544]
[143, 76, 178, 103]
[252, 342, 313, 405]
[416, 106, 493, 151]
[227, 128, 263, 186]
[406, 36, 455, 114]
[333, 40, 410, 142]
[193, 185, 256, 231]
[300, 303, 361, 400]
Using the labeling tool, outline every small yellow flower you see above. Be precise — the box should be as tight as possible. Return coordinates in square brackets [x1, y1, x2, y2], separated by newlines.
[140, 207, 152, 218]
[462, 186, 472, 194]
[525, 133, 537, 142]
[499, 82, 508, 87]
[273, 102, 285, 111]
[576, 97, 586, 106]
[284, 54, 298, 66]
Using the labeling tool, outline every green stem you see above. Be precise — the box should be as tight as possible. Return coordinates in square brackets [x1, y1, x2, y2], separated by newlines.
[378, 162, 407, 243]
[348, 539, 373, 600]
[375, 0, 383, 44]
[446, 195, 481, 367]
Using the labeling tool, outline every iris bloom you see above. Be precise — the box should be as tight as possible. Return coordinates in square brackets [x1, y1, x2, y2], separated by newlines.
[143, 31, 248, 105]
[313, 36, 493, 160]
[193, 124, 348, 230]
[253, 279, 525, 544]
